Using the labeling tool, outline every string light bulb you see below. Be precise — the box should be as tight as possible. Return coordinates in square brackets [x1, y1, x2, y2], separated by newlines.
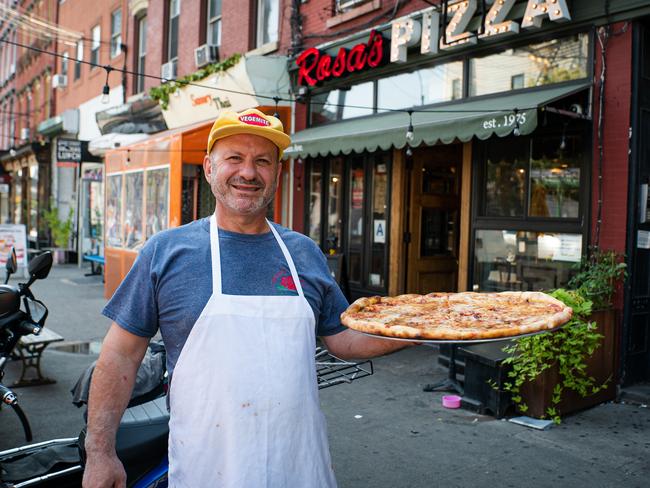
[101, 65, 113, 104]
[406, 110, 414, 141]
[512, 108, 521, 136]
[101, 83, 110, 104]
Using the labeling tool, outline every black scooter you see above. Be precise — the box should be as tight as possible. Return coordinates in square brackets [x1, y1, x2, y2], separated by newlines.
[0, 250, 53, 444]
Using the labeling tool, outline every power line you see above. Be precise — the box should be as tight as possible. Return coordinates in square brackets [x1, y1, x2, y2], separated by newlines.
[0, 35, 553, 127]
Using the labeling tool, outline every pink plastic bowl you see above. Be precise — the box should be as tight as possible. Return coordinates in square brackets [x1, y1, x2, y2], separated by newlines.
[442, 395, 462, 409]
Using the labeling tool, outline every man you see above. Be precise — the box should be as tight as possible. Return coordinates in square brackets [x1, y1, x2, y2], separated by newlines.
[83, 109, 413, 488]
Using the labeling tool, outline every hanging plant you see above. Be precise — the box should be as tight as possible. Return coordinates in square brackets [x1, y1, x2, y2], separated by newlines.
[149, 53, 243, 110]
[499, 289, 608, 424]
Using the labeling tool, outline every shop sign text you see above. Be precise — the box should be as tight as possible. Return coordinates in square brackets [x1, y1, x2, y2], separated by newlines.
[391, 0, 571, 62]
[482, 112, 527, 130]
[57, 138, 82, 163]
[296, 30, 386, 87]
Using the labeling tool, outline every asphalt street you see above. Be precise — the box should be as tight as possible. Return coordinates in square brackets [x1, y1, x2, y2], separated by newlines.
[1, 264, 649, 487]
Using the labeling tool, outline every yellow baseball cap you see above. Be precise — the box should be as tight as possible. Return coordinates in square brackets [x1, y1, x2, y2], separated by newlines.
[206, 108, 291, 158]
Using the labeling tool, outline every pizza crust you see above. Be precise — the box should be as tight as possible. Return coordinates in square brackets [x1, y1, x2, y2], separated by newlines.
[340, 291, 573, 341]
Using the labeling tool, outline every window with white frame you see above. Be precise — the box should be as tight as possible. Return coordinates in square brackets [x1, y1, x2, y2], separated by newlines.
[167, 0, 180, 63]
[207, 0, 221, 46]
[111, 9, 122, 58]
[135, 15, 147, 93]
[61, 51, 69, 78]
[74, 40, 83, 79]
[256, 0, 278, 48]
[90, 25, 100, 65]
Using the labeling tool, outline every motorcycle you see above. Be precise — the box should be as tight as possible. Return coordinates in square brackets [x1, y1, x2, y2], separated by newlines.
[0, 250, 53, 444]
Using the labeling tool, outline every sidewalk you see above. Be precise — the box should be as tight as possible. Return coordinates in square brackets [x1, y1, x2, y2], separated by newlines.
[1, 265, 649, 487]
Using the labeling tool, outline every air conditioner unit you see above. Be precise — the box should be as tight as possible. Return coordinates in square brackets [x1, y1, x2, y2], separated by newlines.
[52, 74, 67, 89]
[8, 63, 15, 75]
[194, 44, 219, 68]
[161, 60, 177, 82]
[20, 127, 30, 140]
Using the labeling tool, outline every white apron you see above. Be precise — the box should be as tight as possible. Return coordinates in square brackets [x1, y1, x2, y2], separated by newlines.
[168, 214, 337, 488]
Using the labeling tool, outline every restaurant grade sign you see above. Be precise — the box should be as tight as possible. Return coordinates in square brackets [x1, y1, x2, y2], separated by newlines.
[296, 0, 572, 86]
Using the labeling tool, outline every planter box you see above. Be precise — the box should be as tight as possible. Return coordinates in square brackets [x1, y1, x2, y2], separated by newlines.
[519, 309, 619, 418]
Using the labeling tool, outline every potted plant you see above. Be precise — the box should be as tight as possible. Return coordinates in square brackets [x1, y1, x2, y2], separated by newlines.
[501, 249, 626, 423]
[42, 202, 74, 264]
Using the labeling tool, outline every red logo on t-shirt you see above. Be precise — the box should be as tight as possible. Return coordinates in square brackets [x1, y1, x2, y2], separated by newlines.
[272, 270, 299, 294]
[239, 114, 271, 127]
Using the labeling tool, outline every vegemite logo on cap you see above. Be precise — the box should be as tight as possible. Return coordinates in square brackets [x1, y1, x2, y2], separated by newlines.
[239, 114, 271, 127]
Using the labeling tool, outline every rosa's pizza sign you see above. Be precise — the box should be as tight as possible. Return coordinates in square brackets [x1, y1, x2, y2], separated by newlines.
[295, 0, 572, 86]
[296, 30, 386, 87]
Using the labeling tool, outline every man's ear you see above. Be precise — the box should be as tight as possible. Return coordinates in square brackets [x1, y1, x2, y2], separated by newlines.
[203, 153, 212, 182]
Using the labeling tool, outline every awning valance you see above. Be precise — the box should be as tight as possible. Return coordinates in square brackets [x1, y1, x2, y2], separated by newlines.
[285, 82, 590, 159]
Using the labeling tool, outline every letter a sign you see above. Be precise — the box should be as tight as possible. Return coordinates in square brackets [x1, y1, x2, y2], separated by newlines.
[374, 220, 386, 244]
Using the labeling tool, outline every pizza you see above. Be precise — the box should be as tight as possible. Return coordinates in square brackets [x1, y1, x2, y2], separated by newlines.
[340, 291, 572, 340]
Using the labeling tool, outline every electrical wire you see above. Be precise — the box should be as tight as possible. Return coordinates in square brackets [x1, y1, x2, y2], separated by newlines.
[0, 36, 545, 117]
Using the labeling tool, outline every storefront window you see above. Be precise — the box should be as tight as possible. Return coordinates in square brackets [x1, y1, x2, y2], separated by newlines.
[327, 158, 343, 251]
[469, 33, 589, 97]
[369, 156, 389, 288]
[124, 172, 144, 250]
[377, 61, 464, 111]
[310, 82, 374, 126]
[483, 137, 528, 217]
[106, 174, 122, 248]
[481, 133, 584, 219]
[308, 160, 323, 244]
[529, 134, 581, 218]
[28, 164, 38, 241]
[473, 230, 582, 291]
[348, 158, 365, 283]
[146, 168, 169, 237]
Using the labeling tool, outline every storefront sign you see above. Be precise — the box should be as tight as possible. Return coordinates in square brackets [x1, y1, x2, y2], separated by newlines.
[57, 139, 82, 163]
[56, 139, 99, 166]
[391, 0, 571, 63]
[161, 58, 259, 129]
[0, 224, 28, 268]
[82, 167, 103, 181]
[374, 220, 386, 244]
[296, 30, 386, 87]
[552, 234, 582, 262]
[638, 230, 650, 250]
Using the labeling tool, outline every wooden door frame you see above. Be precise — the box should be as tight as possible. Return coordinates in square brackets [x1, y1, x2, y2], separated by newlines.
[388, 142, 473, 296]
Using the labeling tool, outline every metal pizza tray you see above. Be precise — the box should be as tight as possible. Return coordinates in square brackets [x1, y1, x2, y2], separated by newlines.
[358, 325, 567, 344]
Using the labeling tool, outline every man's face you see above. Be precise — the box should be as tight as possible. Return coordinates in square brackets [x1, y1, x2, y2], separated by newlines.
[204, 133, 281, 216]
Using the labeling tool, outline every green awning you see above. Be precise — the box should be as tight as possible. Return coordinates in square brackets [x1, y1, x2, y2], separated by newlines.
[285, 82, 590, 159]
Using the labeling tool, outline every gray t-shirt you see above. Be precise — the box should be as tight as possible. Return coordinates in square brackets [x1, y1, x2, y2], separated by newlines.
[102, 218, 348, 377]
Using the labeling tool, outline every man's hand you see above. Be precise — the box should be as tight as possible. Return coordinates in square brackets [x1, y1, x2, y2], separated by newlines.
[82, 449, 127, 488]
[83, 323, 149, 488]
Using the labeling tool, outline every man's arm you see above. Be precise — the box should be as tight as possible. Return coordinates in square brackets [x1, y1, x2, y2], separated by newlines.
[320, 328, 418, 360]
[82, 323, 150, 488]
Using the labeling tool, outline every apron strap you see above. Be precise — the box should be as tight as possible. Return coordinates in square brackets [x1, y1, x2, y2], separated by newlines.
[267, 219, 306, 298]
[210, 215, 304, 298]
[209, 214, 222, 295]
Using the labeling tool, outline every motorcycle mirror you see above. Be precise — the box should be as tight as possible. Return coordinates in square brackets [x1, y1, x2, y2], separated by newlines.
[27, 251, 53, 280]
[5, 248, 17, 274]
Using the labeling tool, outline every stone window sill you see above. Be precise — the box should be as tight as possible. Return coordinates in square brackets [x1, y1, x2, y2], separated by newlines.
[248, 41, 279, 56]
[326, 0, 381, 29]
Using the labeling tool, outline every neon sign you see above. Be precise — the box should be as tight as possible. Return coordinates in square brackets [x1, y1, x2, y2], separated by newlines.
[296, 30, 386, 87]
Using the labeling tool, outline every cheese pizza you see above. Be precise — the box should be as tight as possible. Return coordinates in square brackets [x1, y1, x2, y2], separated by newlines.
[340, 291, 572, 340]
